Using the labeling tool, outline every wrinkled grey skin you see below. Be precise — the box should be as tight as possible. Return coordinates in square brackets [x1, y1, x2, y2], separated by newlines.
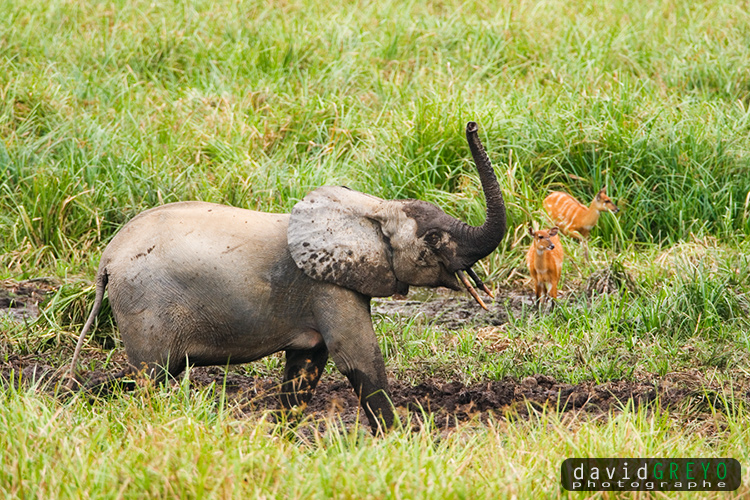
[68, 122, 507, 432]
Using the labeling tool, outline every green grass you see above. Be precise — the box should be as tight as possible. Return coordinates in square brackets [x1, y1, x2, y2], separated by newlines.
[2, 0, 750, 497]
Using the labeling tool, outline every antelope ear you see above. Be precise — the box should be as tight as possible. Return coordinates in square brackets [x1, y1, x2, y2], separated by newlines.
[287, 186, 402, 297]
[549, 227, 559, 237]
[596, 187, 607, 200]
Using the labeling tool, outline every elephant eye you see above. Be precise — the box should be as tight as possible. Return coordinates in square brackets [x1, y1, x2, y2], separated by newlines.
[424, 231, 441, 247]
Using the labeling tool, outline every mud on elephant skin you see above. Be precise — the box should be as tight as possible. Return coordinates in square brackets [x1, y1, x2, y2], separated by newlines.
[67, 121, 508, 433]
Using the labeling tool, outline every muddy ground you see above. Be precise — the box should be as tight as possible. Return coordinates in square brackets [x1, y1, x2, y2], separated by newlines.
[1, 278, 747, 430]
[2, 351, 741, 432]
[0, 278, 58, 322]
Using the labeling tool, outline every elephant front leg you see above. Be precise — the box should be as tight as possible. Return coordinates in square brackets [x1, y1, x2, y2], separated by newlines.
[279, 343, 329, 408]
[341, 364, 394, 434]
[314, 290, 396, 434]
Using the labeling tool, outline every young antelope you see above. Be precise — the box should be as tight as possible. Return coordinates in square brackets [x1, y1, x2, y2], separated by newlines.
[526, 226, 564, 306]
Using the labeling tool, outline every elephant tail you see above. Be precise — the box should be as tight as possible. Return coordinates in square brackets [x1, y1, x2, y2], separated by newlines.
[66, 268, 109, 387]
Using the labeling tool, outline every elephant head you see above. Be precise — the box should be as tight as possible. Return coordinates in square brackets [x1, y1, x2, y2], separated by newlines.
[288, 121, 507, 308]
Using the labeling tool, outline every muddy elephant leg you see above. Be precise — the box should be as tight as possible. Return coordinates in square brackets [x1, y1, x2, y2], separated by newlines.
[115, 306, 188, 384]
[313, 288, 395, 434]
[341, 364, 394, 434]
[279, 343, 329, 408]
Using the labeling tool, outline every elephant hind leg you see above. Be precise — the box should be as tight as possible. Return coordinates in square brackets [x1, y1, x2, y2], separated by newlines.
[121, 319, 188, 384]
[279, 343, 329, 408]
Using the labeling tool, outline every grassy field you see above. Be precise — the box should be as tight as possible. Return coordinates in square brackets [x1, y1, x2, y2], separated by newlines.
[1, 0, 750, 497]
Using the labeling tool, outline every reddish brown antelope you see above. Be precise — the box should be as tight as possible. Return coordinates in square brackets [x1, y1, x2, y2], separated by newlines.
[543, 187, 618, 241]
[526, 226, 564, 307]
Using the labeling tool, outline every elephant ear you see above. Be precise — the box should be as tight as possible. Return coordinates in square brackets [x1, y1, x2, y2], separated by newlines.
[288, 186, 401, 297]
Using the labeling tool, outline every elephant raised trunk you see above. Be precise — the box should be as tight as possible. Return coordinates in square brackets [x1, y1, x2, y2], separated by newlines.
[444, 122, 507, 308]
[461, 121, 508, 263]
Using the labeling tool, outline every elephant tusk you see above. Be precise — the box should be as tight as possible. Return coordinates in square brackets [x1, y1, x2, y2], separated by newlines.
[457, 270, 488, 310]
[467, 267, 494, 298]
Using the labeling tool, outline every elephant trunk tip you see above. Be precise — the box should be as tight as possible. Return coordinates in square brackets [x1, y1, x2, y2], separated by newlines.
[466, 121, 478, 134]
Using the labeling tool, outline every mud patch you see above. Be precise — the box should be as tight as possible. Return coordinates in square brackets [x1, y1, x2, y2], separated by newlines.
[193, 370, 743, 430]
[3, 353, 746, 432]
[0, 278, 57, 321]
[373, 287, 533, 330]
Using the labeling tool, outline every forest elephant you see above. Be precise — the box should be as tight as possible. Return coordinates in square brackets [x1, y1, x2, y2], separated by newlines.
[67, 121, 507, 433]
